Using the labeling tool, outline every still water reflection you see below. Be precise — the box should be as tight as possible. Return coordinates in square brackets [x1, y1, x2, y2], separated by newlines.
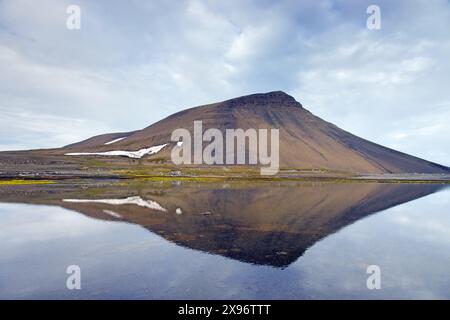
[0, 181, 449, 299]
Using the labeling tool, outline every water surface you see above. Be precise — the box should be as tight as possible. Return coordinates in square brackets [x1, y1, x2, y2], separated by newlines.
[0, 181, 449, 299]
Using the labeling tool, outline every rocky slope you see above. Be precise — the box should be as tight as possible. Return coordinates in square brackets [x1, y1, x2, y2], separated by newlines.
[57, 91, 449, 174]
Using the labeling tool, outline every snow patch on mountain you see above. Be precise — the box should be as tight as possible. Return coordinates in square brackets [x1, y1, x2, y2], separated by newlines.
[65, 143, 167, 159]
[104, 137, 126, 145]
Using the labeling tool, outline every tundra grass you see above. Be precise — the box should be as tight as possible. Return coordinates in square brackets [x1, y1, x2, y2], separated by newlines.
[0, 179, 56, 186]
[111, 174, 450, 184]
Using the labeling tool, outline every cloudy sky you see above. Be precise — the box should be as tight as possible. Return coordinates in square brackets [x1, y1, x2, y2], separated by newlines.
[0, 0, 449, 166]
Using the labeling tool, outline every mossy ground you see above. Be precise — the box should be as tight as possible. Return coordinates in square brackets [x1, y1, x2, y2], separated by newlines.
[0, 179, 56, 186]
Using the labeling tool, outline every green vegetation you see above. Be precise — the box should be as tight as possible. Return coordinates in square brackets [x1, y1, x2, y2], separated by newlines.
[0, 179, 56, 186]
[82, 158, 112, 168]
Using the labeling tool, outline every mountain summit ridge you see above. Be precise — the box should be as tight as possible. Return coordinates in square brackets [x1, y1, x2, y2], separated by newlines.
[221, 91, 302, 108]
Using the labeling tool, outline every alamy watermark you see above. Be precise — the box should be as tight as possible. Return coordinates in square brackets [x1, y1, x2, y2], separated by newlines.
[170, 121, 279, 175]
[66, 5, 81, 30]
[366, 265, 381, 290]
[66, 265, 81, 290]
[366, 5, 381, 30]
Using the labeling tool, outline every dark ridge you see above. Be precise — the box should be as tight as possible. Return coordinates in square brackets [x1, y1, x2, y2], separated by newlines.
[223, 91, 302, 108]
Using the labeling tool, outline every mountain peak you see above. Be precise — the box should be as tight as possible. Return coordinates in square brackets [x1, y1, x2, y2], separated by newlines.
[56, 91, 449, 175]
[223, 91, 302, 108]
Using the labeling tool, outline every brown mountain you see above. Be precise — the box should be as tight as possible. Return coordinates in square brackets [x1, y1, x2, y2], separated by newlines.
[58, 91, 448, 174]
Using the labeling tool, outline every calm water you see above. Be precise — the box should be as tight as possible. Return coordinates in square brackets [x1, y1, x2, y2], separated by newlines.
[0, 181, 449, 299]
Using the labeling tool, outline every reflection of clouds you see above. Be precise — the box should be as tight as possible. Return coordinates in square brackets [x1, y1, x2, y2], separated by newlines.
[390, 215, 412, 225]
[387, 190, 450, 242]
[0, 203, 117, 244]
[391, 216, 450, 241]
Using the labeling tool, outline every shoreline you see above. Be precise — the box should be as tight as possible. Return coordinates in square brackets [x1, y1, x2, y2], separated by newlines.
[1, 172, 450, 185]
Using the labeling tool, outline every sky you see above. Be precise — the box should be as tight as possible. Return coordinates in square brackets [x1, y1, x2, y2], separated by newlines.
[0, 0, 449, 166]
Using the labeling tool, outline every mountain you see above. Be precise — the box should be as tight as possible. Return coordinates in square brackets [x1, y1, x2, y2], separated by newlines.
[57, 91, 448, 174]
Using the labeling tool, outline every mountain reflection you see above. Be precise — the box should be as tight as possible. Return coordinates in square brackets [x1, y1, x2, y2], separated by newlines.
[0, 181, 445, 267]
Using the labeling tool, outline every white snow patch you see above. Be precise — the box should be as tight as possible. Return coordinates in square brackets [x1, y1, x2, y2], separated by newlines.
[63, 196, 167, 212]
[65, 143, 167, 159]
[105, 137, 126, 145]
[103, 209, 122, 219]
[176, 208, 182, 215]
